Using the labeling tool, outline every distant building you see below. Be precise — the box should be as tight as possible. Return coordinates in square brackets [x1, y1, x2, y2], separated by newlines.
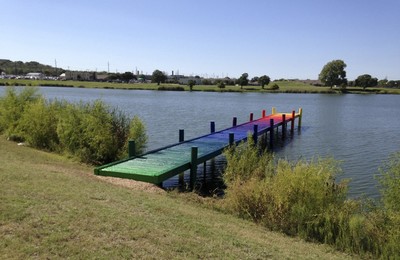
[26, 72, 44, 79]
[64, 71, 96, 81]
[178, 77, 202, 85]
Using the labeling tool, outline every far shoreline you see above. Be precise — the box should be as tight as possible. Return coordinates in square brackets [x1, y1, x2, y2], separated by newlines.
[1, 79, 399, 95]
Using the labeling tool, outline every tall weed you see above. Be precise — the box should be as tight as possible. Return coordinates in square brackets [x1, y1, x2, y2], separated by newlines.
[0, 87, 41, 139]
[0, 87, 147, 165]
[223, 140, 400, 257]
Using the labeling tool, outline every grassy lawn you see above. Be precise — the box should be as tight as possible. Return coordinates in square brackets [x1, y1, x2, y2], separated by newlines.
[0, 137, 354, 259]
[2, 78, 399, 94]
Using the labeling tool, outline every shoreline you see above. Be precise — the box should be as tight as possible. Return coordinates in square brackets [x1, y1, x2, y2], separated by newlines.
[1, 78, 399, 95]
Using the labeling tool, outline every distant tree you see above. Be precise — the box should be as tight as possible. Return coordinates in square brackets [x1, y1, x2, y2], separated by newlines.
[151, 70, 166, 85]
[121, 72, 136, 82]
[222, 77, 234, 86]
[202, 79, 212, 85]
[258, 75, 271, 89]
[378, 79, 388, 87]
[250, 76, 259, 83]
[188, 79, 196, 91]
[217, 81, 226, 89]
[237, 73, 249, 89]
[355, 74, 378, 90]
[319, 60, 347, 88]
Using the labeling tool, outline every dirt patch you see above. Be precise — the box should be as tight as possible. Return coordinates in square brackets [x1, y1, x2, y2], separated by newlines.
[96, 175, 165, 194]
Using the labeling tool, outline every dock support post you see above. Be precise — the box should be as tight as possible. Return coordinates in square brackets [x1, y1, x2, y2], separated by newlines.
[250, 113, 254, 121]
[262, 109, 266, 118]
[253, 124, 258, 144]
[190, 147, 198, 190]
[298, 108, 303, 130]
[272, 107, 277, 114]
[179, 130, 185, 185]
[282, 114, 286, 140]
[229, 132, 235, 146]
[232, 117, 237, 127]
[269, 119, 274, 149]
[128, 140, 136, 158]
[179, 129, 184, 142]
[210, 122, 215, 133]
[291, 110, 295, 134]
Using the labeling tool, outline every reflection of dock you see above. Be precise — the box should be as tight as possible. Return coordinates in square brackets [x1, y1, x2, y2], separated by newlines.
[94, 107, 302, 187]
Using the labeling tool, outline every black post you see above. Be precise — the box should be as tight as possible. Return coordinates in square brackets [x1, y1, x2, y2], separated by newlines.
[291, 110, 295, 134]
[179, 129, 185, 185]
[229, 132, 235, 146]
[232, 117, 237, 127]
[210, 121, 215, 133]
[282, 114, 286, 140]
[190, 147, 198, 190]
[269, 119, 274, 149]
[253, 124, 258, 144]
[128, 140, 136, 158]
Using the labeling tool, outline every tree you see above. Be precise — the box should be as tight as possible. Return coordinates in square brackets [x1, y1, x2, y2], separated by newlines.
[237, 73, 249, 89]
[258, 75, 271, 89]
[121, 72, 136, 82]
[250, 76, 259, 83]
[188, 79, 196, 91]
[319, 60, 347, 88]
[355, 74, 378, 90]
[151, 70, 166, 85]
[217, 81, 225, 89]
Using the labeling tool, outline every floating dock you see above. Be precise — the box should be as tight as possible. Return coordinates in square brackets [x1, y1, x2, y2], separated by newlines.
[94, 108, 302, 186]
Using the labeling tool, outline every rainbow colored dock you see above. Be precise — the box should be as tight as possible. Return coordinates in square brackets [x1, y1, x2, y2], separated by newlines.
[94, 108, 302, 185]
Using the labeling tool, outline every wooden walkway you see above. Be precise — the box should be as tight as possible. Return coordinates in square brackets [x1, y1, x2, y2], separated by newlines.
[94, 108, 302, 185]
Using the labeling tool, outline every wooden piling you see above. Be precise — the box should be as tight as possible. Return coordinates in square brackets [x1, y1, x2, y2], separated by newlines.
[179, 130, 185, 185]
[298, 108, 303, 129]
[272, 107, 277, 114]
[262, 109, 266, 118]
[232, 117, 237, 127]
[269, 119, 274, 149]
[179, 129, 184, 142]
[282, 114, 286, 140]
[190, 147, 198, 190]
[291, 110, 295, 134]
[250, 113, 254, 121]
[253, 124, 258, 144]
[229, 132, 235, 146]
[128, 140, 136, 158]
[210, 121, 215, 133]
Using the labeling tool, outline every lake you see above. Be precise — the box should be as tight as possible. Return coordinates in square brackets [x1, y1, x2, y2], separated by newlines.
[2, 86, 399, 198]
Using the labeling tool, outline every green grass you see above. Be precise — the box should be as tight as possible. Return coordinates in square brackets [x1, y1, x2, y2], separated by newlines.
[0, 137, 354, 259]
[2, 78, 400, 94]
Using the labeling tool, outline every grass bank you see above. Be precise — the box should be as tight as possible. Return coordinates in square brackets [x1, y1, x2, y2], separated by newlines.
[0, 137, 353, 259]
[1, 78, 399, 94]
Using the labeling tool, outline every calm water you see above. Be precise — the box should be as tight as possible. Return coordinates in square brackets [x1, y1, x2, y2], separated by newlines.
[2, 86, 399, 198]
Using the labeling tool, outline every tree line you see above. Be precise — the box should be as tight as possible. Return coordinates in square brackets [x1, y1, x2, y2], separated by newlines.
[319, 59, 400, 89]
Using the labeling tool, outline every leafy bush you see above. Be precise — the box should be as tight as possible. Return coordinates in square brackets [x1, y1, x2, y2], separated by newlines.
[269, 84, 279, 90]
[0, 87, 147, 165]
[0, 87, 41, 138]
[124, 116, 148, 156]
[157, 86, 184, 91]
[16, 98, 61, 151]
[223, 141, 400, 257]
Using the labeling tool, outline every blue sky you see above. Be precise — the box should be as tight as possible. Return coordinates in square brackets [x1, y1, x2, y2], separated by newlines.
[1, 0, 399, 80]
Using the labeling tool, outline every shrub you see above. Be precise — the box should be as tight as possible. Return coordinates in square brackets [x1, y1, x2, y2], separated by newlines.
[223, 142, 400, 257]
[1, 87, 147, 165]
[269, 84, 279, 90]
[124, 116, 148, 156]
[157, 86, 184, 91]
[0, 87, 41, 137]
[15, 98, 61, 151]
